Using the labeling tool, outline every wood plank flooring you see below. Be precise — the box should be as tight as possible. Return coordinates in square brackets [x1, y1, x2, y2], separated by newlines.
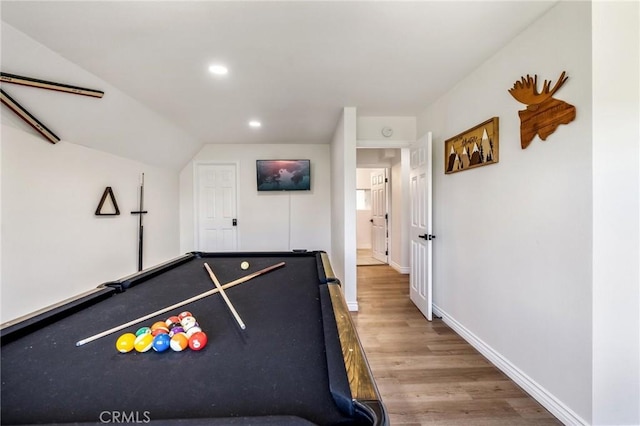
[357, 248, 385, 266]
[351, 265, 562, 425]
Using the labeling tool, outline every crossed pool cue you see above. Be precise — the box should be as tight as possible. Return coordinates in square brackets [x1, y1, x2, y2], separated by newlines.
[204, 263, 246, 330]
[75, 261, 285, 347]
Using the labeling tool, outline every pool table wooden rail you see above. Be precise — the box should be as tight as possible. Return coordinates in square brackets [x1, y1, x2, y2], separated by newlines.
[319, 251, 387, 424]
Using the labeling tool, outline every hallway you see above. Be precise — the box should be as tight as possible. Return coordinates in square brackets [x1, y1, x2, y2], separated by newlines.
[352, 265, 561, 425]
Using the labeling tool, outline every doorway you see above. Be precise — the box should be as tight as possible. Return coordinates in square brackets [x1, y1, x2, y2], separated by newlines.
[356, 166, 389, 266]
[194, 163, 238, 251]
[355, 147, 412, 287]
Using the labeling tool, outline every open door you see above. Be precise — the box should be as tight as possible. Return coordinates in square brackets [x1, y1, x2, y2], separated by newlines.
[370, 169, 388, 264]
[409, 132, 433, 320]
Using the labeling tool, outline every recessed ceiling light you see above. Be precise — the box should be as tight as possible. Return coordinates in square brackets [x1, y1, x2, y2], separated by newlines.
[249, 120, 262, 128]
[208, 64, 228, 75]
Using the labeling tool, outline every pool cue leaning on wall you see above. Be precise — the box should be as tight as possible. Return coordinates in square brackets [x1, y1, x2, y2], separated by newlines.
[131, 173, 148, 271]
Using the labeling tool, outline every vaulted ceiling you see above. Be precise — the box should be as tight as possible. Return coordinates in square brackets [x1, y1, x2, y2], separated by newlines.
[1, 1, 557, 169]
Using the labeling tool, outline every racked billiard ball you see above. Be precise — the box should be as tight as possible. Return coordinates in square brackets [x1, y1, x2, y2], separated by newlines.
[151, 328, 169, 337]
[116, 333, 136, 353]
[134, 333, 154, 352]
[165, 316, 181, 327]
[135, 326, 151, 337]
[188, 331, 208, 351]
[180, 316, 197, 330]
[178, 311, 193, 321]
[185, 326, 202, 338]
[152, 334, 171, 352]
[170, 333, 189, 351]
[151, 321, 169, 332]
[169, 326, 184, 337]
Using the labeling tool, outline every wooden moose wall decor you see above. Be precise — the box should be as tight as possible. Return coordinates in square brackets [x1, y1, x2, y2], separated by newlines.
[508, 71, 576, 149]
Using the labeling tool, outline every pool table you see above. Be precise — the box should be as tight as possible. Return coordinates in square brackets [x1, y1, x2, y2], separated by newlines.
[1, 251, 387, 425]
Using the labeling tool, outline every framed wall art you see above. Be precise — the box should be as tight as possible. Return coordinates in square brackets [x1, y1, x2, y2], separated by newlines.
[445, 117, 499, 174]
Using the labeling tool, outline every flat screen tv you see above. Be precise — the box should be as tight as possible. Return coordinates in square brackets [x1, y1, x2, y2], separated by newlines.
[256, 159, 311, 191]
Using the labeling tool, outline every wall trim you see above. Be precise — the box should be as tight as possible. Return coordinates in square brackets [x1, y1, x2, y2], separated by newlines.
[347, 301, 359, 312]
[389, 260, 409, 274]
[433, 304, 588, 426]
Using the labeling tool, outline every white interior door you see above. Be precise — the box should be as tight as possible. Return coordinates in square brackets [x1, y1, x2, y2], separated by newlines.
[196, 163, 238, 251]
[409, 132, 433, 320]
[371, 169, 388, 263]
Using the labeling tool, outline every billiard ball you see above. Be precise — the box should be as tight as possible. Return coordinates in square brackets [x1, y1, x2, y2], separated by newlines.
[180, 316, 197, 330]
[135, 326, 151, 337]
[188, 331, 208, 351]
[186, 326, 202, 338]
[183, 321, 199, 333]
[170, 333, 189, 351]
[169, 326, 184, 337]
[178, 311, 193, 321]
[134, 333, 154, 352]
[116, 333, 136, 353]
[240, 261, 249, 270]
[152, 334, 171, 352]
[151, 328, 169, 337]
[165, 316, 181, 327]
[151, 321, 168, 331]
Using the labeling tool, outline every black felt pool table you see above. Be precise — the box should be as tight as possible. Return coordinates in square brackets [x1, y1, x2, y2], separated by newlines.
[1, 251, 387, 425]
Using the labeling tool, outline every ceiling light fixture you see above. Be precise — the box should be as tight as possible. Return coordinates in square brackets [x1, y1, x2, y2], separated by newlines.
[249, 120, 262, 128]
[208, 64, 228, 75]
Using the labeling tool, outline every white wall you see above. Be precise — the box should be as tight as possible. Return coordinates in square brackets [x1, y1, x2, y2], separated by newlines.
[356, 149, 394, 168]
[592, 1, 640, 424]
[418, 2, 592, 423]
[357, 116, 416, 144]
[356, 168, 376, 189]
[1, 125, 180, 322]
[355, 168, 379, 250]
[179, 144, 331, 254]
[390, 149, 410, 273]
[330, 108, 358, 310]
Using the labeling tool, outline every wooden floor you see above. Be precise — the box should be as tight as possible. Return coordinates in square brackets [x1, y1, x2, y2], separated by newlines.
[357, 248, 386, 266]
[351, 265, 562, 426]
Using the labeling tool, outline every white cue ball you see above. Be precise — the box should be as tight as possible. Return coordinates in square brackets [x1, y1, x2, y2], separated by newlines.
[240, 261, 249, 270]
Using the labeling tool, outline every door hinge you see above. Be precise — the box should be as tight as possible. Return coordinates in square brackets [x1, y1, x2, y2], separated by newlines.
[385, 250, 388, 256]
[385, 177, 388, 183]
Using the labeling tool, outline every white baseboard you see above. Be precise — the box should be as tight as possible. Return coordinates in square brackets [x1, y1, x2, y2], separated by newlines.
[347, 301, 359, 312]
[432, 304, 588, 426]
[389, 260, 409, 274]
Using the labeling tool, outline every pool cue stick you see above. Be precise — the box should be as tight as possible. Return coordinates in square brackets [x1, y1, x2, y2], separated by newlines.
[204, 263, 246, 330]
[0, 88, 60, 144]
[0, 72, 104, 98]
[130, 174, 148, 271]
[75, 261, 285, 346]
[138, 174, 144, 271]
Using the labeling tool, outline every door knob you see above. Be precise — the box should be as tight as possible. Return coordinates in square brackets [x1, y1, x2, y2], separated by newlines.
[418, 234, 436, 240]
